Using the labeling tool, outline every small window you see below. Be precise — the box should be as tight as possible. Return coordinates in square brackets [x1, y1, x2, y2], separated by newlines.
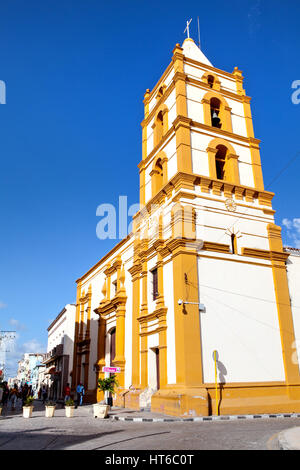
[231, 234, 237, 254]
[155, 111, 164, 144]
[112, 280, 117, 296]
[215, 145, 227, 181]
[156, 86, 165, 101]
[207, 75, 215, 88]
[151, 268, 158, 301]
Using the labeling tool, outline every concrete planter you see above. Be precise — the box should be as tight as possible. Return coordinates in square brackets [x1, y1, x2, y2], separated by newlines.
[45, 406, 56, 418]
[93, 403, 109, 418]
[65, 406, 75, 418]
[23, 406, 33, 418]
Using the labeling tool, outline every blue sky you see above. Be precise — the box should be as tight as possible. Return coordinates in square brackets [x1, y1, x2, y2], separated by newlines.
[0, 0, 299, 376]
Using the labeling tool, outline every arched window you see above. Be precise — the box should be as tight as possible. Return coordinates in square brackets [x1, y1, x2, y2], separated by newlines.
[215, 145, 227, 180]
[202, 92, 232, 133]
[156, 86, 165, 101]
[210, 98, 222, 129]
[154, 111, 164, 145]
[207, 75, 215, 89]
[154, 158, 163, 192]
[207, 138, 240, 185]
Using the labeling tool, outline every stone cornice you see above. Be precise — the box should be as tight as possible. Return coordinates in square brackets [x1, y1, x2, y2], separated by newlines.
[137, 306, 168, 325]
[134, 172, 275, 222]
[94, 293, 127, 318]
[184, 56, 237, 80]
[186, 75, 251, 104]
[242, 247, 290, 262]
[190, 119, 261, 147]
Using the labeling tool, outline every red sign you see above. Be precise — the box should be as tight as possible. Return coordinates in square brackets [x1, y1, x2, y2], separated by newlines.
[102, 366, 121, 373]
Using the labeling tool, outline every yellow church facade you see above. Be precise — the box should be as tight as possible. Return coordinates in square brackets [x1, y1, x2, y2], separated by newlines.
[71, 38, 300, 417]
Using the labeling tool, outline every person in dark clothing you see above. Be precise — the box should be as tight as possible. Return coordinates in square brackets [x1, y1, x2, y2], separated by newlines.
[76, 383, 85, 407]
[1, 382, 9, 407]
[21, 384, 29, 406]
[41, 385, 47, 404]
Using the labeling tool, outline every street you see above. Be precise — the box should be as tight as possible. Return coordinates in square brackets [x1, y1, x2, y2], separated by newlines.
[0, 400, 299, 450]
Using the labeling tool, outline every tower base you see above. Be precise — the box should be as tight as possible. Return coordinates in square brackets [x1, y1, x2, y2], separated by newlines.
[151, 386, 209, 417]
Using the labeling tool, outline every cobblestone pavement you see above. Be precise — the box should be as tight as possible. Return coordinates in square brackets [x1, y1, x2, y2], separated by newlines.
[0, 400, 299, 450]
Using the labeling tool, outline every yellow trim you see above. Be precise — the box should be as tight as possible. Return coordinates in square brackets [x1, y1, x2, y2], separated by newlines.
[167, 237, 204, 386]
[232, 67, 245, 96]
[267, 224, 300, 387]
[128, 239, 141, 388]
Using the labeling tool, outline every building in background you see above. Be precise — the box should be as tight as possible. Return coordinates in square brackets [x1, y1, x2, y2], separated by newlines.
[17, 353, 45, 393]
[32, 359, 46, 397]
[43, 304, 76, 401]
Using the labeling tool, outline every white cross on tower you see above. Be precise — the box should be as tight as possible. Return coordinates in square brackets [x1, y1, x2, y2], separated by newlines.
[184, 18, 192, 38]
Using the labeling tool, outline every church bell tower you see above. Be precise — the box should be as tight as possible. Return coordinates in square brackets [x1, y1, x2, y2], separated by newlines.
[131, 35, 300, 416]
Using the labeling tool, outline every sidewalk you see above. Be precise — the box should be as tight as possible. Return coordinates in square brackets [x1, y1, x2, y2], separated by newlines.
[109, 408, 300, 423]
[2, 400, 300, 424]
[278, 427, 300, 450]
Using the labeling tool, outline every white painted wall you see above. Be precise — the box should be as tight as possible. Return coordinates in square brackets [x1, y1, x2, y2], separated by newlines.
[286, 252, 300, 373]
[47, 304, 76, 384]
[198, 256, 285, 383]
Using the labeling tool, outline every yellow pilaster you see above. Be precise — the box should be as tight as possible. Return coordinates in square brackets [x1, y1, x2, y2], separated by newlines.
[140, 239, 148, 388]
[233, 67, 245, 96]
[72, 282, 81, 390]
[79, 291, 85, 340]
[201, 97, 211, 126]
[143, 89, 150, 120]
[96, 315, 106, 402]
[113, 304, 126, 388]
[207, 146, 218, 179]
[85, 284, 92, 340]
[249, 141, 265, 191]
[226, 153, 240, 184]
[171, 241, 203, 385]
[129, 261, 141, 388]
[267, 224, 300, 386]
[223, 106, 233, 133]
[172, 44, 192, 174]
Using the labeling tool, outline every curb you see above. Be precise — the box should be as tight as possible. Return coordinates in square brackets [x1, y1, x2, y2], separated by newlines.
[111, 413, 300, 423]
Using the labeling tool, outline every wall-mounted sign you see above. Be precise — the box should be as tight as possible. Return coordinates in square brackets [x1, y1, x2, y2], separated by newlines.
[102, 367, 121, 373]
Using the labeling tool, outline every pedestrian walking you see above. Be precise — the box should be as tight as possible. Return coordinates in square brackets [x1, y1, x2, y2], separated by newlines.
[64, 383, 71, 404]
[21, 383, 29, 406]
[76, 383, 85, 407]
[1, 382, 9, 407]
[41, 385, 47, 404]
[9, 383, 18, 410]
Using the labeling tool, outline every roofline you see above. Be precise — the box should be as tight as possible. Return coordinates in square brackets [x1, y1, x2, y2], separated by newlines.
[75, 233, 133, 285]
[284, 246, 300, 256]
[47, 304, 76, 332]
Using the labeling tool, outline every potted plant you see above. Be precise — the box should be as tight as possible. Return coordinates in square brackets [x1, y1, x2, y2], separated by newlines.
[94, 374, 118, 418]
[64, 398, 75, 418]
[45, 400, 56, 418]
[23, 396, 34, 418]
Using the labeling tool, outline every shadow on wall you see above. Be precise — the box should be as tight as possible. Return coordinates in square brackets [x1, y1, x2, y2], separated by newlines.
[208, 350, 227, 415]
